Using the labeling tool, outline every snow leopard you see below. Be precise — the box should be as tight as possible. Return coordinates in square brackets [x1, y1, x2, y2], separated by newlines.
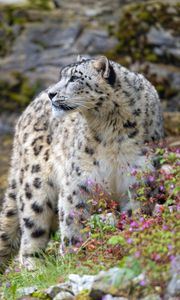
[0, 56, 163, 271]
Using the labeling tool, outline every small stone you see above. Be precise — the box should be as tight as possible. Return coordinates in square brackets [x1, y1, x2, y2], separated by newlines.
[46, 283, 73, 298]
[98, 212, 117, 227]
[102, 295, 129, 300]
[53, 291, 74, 300]
[68, 274, 95, 295]
[160, 164, 173, 174]
[147, 26, 176, 47]
[166, 274, 180, 297]
[17, 286, 37, 297]
[139, 294, 162, 300]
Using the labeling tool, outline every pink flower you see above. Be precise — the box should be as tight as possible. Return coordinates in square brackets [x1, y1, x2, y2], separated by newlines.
[130, 221, 139, 229]
[168, 244, 173, 250]
[135, 251, 141, 258]
[140, 279, 146, 286]
[127, 238, 133, 244]
[162, 225, 168, 230]
[148, 175, 155, 183]
[154, 254, 161, 261]
[131, 168, 138, 176]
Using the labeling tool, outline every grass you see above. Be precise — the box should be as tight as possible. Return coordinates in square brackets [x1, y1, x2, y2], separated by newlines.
[0, 143, 180, 299]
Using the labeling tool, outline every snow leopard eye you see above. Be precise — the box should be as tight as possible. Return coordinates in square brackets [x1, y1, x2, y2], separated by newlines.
[69, 75, 79, 82]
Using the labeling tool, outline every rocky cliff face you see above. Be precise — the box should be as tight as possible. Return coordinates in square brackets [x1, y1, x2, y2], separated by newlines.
[0, 0, 179, 113]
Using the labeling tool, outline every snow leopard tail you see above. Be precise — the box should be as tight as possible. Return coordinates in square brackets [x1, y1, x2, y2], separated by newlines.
[0, 177, 20, 273]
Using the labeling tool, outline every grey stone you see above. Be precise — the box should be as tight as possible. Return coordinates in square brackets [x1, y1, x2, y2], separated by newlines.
[147, 27, 177, 47]
[90, 267, 131, 298]
[68, 273, 95, 295]
[166, 274, 180, 297]
[46, 283, 74, 299]
[0, 0, 27, 3]
[139, 294, 162, 300]
[98, 212, 117, 227]
[75, 30, 118, 54]
[102, 295, 129, 300]
[53, 291, 74, 300]
[17, 286, 37, 297]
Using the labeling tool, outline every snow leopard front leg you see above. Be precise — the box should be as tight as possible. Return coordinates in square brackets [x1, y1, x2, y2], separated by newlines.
[58, 176, 91, 254]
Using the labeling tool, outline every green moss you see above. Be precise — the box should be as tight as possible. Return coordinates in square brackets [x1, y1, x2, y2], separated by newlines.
[0, 2, 51, 57]
[0, 72, 41, 112]
[145, 53, 158, 62]
[106, 0, 180, 103]
[106, 1, 180, 66]
[27, 0, 53, 10]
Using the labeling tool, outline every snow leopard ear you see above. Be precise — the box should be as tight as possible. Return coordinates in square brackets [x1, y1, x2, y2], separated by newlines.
[93, 56, 116, 86]
[76, 55, 87, 62]
[93, 56, 110, 78]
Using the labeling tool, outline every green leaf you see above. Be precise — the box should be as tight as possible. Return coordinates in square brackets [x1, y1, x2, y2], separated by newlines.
[108, 235, 126, 246]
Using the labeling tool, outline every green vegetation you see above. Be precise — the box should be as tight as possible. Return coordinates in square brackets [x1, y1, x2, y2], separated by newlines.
[0, 72, 41, 112]
[27, 0, 54, 10]
[0, 145, 179, 299]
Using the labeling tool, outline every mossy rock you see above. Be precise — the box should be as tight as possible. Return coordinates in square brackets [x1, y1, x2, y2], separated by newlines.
[0, 72, 41, 112]
[27, 0, 54, 10]
[0, 1, 54, 57]
[106, 0, 180, 102]
[107, 0, 180, 64]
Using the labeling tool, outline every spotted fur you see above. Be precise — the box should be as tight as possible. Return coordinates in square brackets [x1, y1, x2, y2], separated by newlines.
[0, 56, 163, 271]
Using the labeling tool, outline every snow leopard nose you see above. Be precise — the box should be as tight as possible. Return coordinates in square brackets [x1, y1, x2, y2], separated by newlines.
[48, 92, 57, 100]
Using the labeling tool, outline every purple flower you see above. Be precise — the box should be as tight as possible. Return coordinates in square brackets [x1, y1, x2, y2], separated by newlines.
[140, 279, 146, 286]
[130, 221, 139, 228]
[131, 168, 137, 176]
[14, 267, 21, 272]
[148, 175, 155, 183]
[6, 282, 11, 288]
[135, 251, 141, 258]
[168, 244, 173, 250]
[162, 225, 168, 230]
[127, 238, 133, 244]
[154, 254, 161, 261]
[159, 185, 164, 192]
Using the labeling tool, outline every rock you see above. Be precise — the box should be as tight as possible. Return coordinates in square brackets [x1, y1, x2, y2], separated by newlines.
[0, 0, 27, 3]
[139, 294, 162, 300]
[147, 26, 177, 48]
[68, 274, 95, 295]
[17, 286, 38, 297]
[90, 267, 137, 298]
[166, 274, 180, 297]
[160, 164, 173, 174]
[53, 291, 74, 300]
[93, 212, 117, 227]
[75, 29, 118, 54]
[101, 296, 129, 300]
[146, 26, 180, 62]
[163, 112, 180, 136]
[46, 283, 74, 299]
